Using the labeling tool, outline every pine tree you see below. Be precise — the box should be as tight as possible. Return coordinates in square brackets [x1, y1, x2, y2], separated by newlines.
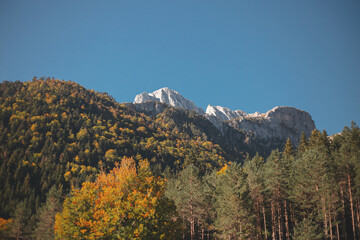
[264, 150, 289, 240]
[293, 217, 322, 240]
[33, 186, 63, 240]
[213, 163, 256, 239]
[165, 164, 207, 240]
[244, 153, 268, 240]
[283, 138, 294, 159]
[297, 132, 308, 153]
[291, 146, 339, 239]
[8, 202, 31, 240]
[333, 122, 360, 240]
[281, 140, 296, 240]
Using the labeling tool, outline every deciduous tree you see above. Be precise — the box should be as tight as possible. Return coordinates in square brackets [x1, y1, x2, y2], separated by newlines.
[55, 157, 178, 239]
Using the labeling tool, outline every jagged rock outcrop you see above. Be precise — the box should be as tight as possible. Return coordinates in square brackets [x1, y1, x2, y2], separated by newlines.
[206, 105, 248, 121]
[126, 101, 169, 117]
[134, 87, 205, 115]
[206, 105, 316, 145]
[133, 87, 316, 146]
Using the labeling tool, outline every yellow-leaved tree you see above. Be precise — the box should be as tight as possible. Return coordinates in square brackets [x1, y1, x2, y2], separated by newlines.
[55, 157, 179, 239]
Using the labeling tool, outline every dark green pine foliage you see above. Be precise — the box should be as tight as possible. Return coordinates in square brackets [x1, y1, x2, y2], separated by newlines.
[297, 132, 308, 154]
[213, 163, 256, 239]
[165, 164, 208, 240]
[264, 150, 290, 240]
[33, 185, 63, 240]
[8, 201, 32, 240]
[283, 138, 295, 158]
[293, 217, 323, 240]
[281, 139, 295, 240]
[244, 153, 268, 240]
[198, 173, 217, 239]
[291, 150, 326, 238]
[332, 122, 360, 240]
[291, 129, 340, 240]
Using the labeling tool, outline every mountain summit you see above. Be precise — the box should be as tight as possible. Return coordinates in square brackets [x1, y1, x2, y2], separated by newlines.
[133, 87, 316, 145]
[134, 87, 205, 115]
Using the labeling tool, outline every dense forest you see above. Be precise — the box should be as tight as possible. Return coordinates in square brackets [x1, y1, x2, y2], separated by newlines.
[0, 79, 359, 239]
[164, 126, 360, 240]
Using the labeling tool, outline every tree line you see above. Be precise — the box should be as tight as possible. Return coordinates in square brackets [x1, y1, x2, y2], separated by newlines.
[165, 124, 360, 239]
[4, 124, 357, 240]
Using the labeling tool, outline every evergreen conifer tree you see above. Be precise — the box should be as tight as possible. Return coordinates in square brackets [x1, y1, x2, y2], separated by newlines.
[33, 186, 63, 240]
[165, 164, 206, 240]
[244, 153, 268, 240]
[8, 202, 31, 240]
[297, 132, 308, 153]
[214, 163, 256, 239]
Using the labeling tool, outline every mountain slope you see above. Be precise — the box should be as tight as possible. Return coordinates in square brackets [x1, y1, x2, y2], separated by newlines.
[0, 79, 226, 218]
[127, 101, 251, 161]
[0, 81, 315, 222]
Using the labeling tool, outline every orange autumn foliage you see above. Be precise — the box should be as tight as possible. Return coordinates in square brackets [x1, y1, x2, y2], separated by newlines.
[55, 157, 178, 239]
[0, 218, 12, 232]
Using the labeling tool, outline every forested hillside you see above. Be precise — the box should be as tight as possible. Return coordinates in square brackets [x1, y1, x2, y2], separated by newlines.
[0, 78, 227, 239]
[128, 101, 255, 161]
[0, 79, 359, 239]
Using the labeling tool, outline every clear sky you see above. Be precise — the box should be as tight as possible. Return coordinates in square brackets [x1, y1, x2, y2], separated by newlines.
[1, 0, 359, 134]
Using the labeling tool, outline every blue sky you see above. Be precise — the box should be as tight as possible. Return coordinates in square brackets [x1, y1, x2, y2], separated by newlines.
[1, 0, 359, 135]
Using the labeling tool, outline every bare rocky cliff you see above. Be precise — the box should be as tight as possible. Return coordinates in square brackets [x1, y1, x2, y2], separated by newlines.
[206, 106, 315, 145]
[133, 88, 316, 145]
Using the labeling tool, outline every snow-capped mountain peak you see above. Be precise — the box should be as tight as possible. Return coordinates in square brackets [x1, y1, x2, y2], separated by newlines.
[134, 87, 205, 115]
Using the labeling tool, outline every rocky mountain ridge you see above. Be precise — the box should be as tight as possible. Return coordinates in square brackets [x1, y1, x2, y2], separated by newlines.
[133, 87, 316, 145]
[134, 87, 205, 115]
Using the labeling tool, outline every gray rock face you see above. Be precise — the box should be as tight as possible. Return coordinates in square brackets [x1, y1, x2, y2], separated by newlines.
[133, 88, 316, 145]
[207, 106, 316, 145]
[126, 101, 168, 117]
[206, 105, 248, 121]
[134, 87, 205, 115]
